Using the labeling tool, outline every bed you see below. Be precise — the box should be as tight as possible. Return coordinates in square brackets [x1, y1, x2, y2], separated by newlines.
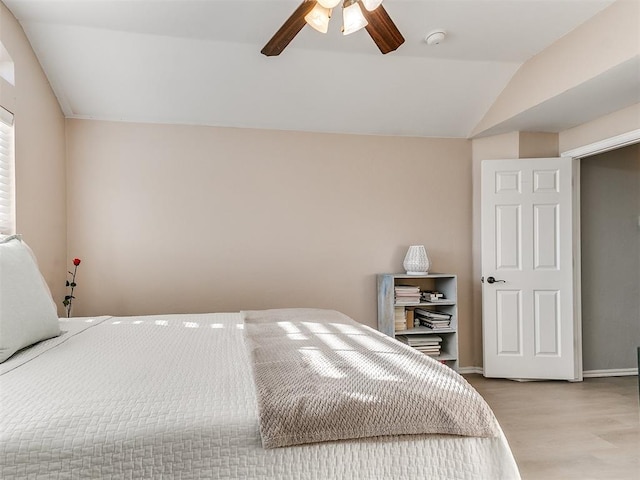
[0, 236, 520, 479]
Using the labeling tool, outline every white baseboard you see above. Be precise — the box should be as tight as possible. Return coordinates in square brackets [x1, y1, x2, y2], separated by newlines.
[458, 366, 638, 378]
[582, 368, 638, 378]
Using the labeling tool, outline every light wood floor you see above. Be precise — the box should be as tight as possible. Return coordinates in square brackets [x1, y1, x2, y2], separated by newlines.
[465, 374, 640, 480]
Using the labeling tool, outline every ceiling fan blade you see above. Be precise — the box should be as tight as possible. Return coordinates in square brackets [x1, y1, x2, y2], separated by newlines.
[261, 0, 317, 57]
[358, 2, 405, 54]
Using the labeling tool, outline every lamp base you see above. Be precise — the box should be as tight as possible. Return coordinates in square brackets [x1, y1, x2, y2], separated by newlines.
[406, 271, 428, 275]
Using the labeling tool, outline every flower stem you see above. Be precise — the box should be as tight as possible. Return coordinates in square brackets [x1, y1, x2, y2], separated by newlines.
[66, 264, 78, 318]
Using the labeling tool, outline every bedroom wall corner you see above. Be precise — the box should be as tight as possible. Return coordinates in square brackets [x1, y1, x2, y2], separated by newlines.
[0, 3, 67, 316]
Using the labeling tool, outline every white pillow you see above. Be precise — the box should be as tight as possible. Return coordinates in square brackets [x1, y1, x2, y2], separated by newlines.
[0, 235, 60, 363]
[0, 234, 57, 312]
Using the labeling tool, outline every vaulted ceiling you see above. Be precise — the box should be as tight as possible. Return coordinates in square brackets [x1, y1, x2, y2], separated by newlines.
[5, 0, 632, 138]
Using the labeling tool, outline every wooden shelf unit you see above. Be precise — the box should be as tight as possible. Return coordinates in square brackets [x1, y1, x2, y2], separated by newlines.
[377, 273, 458, 371]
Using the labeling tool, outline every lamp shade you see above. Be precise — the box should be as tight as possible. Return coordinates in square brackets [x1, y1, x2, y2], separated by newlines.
[403, 245, 430, 275]
[305, 4, 331, 33]
[342, 2, 368, 35]
[361, 0, 383, 11]
[318, 0, 341, 7]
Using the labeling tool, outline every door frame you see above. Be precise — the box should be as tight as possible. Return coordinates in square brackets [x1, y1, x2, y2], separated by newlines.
[472, 129, 640, 378]
[560, 129, 640, 160]
[561, 128, 640, 379]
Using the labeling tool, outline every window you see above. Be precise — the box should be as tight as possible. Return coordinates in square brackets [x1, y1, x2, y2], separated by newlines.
[0, 41, 14, 86]
[0, 105, 15, 235]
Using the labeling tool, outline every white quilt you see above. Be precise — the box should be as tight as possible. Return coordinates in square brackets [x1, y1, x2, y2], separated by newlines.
[0, 313, 520, 479]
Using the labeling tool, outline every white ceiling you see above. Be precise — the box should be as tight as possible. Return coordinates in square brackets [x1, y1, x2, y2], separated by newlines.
[4, 0, 626, 138]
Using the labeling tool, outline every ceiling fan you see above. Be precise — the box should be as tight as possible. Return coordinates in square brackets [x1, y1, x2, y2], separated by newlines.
[261, 0, 405, 56]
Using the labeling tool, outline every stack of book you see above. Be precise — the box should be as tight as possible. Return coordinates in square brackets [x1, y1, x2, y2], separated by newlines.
[414, 308, 452, 330]
[396, 335, 442, 357]
[421, 290, 445, 302]
[394, 285, 421, 305]
[394, 306, 407, 331]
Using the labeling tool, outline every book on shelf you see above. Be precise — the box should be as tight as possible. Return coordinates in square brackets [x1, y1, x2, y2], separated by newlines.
[396, 334, 442, 345]
[417, 317, 450, 324]
[415, 309, 452, 329]
[418, 319, 450, 329]
[394, 306, 407, 331]
[416, 347, 441, 355]
[414, 308, 452, 320]
[395, 298, 421, 305]
[421, 290, 445, 302]
[394, 285, 421, 305]
[395, 300, 421, 306]
[405, 309, 415, 330]
[396, 334, 443, 356]
[394, 285, 420, 293]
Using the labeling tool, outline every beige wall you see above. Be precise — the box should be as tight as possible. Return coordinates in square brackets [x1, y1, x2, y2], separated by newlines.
[66, 119, 476, 364]
[560, 103, 640, 153]
[0, 3, 67, 315]
[6, 0, 633, 368]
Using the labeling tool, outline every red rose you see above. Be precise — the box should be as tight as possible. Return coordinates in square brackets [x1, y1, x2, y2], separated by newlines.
[73, 258, 81, 266]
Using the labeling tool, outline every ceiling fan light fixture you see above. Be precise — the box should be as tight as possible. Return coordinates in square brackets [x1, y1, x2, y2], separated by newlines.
[317, 0, 342, 8]
[305, 4, 331, 33]
[361, 0, 383, 12]
[261, 0, 403, 56]
[342, 1, 368, 35]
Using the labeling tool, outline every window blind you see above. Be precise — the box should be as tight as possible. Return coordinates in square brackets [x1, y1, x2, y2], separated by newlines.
[0, 106, 14, 235]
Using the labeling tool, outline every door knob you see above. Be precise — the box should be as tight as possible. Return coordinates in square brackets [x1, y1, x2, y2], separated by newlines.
[486, 276, 505, 284]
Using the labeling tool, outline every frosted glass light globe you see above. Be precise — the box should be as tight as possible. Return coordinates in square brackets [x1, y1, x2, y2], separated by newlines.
[361, 0, 383, 11]
[342, 2, 367, 35]
[318, 0, 341, 8]
[305, 4, 331, 33]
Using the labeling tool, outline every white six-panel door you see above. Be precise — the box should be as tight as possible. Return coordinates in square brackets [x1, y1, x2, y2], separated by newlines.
[481, 158, 580, 380]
